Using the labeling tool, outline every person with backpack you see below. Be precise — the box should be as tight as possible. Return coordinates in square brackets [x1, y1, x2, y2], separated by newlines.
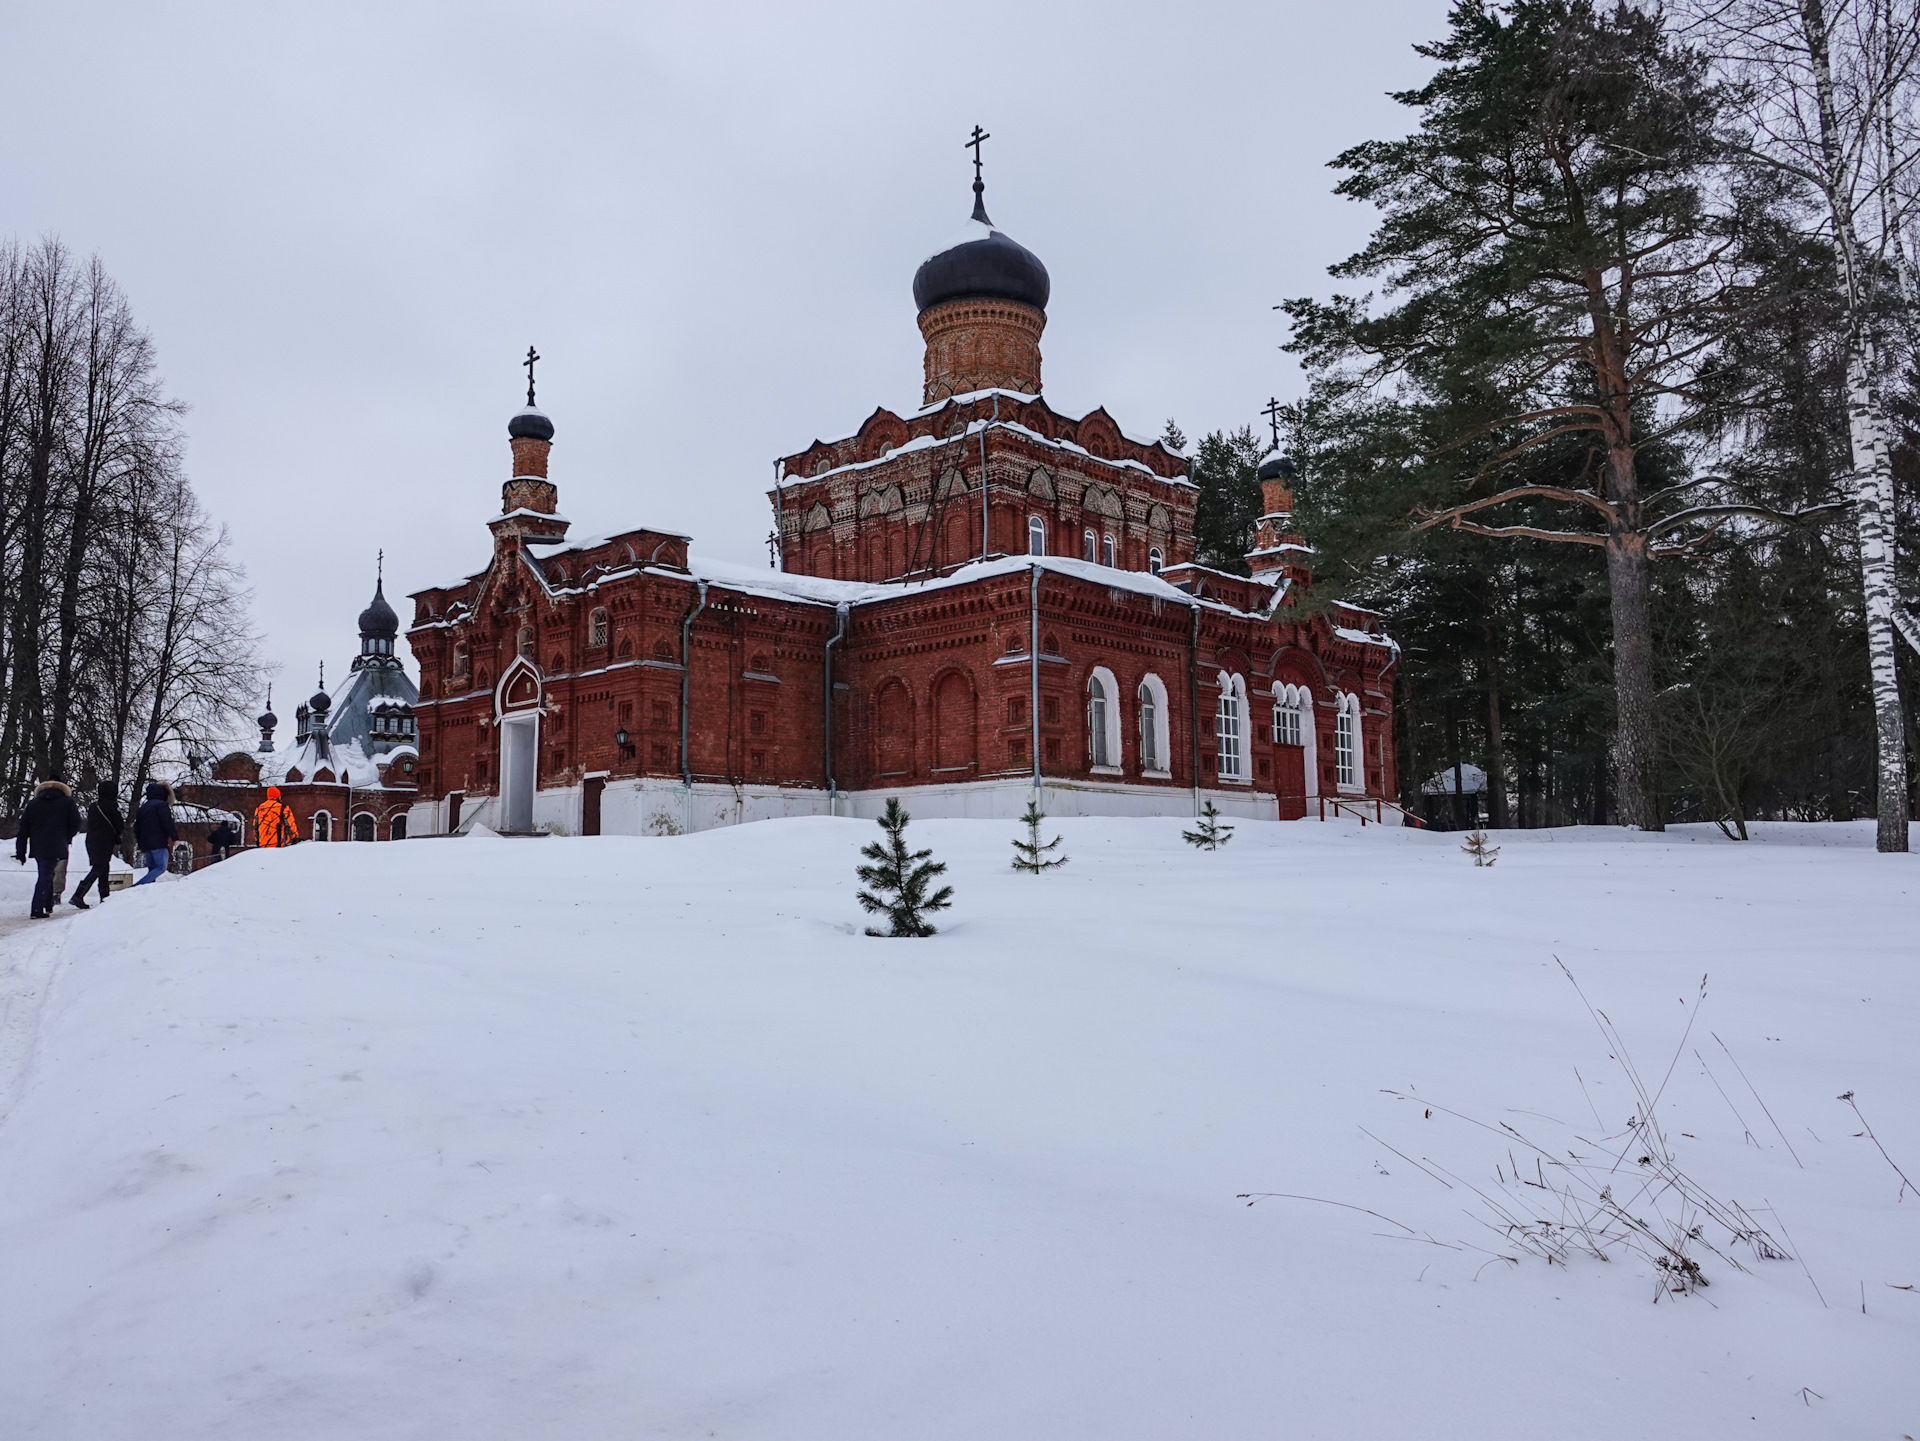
[68, 781, 125, 910]
[132, 781, 178, 885]
[13, 780, 83, 918]
[253, 787, 298, 848]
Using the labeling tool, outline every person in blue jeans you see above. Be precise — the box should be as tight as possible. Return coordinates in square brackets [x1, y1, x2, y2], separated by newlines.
[132, 781, 178, 884]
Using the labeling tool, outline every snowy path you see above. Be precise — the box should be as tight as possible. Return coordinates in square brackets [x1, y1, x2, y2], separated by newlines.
[0, 818, 1913, 1440]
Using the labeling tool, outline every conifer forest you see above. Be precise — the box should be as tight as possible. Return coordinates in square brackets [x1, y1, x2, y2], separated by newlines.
[1181, 0, 1920, 847]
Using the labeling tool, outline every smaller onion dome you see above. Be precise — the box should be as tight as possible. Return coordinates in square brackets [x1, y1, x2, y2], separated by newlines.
[1257, 456, 1298, 483]
[310, 687, 331, 715]
[357, 579, 399, 640]
[508, 407, 555, 442]
[257, 703, 278, 729]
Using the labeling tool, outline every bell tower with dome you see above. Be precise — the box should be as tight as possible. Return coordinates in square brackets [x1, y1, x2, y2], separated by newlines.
[913, 136, 1051, 404]
[767, 138, 1197, 584]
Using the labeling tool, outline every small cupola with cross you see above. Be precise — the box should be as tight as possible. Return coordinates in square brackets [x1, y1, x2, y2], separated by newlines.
[495, 347, 569, 546]
[1244, 399, 1314, 583]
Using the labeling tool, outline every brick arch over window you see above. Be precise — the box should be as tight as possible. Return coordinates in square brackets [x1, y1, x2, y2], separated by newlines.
[873, 678, 914, 777]
[931, 669, 976, 772]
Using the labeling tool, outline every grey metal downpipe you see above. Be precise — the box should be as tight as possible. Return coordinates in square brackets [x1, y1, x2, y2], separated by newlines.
[771, 459, 786, 572]
[680, 580, 709, 787]
[824, 600, 849, 808]
[1029, 563, 1042, 789]
[1189, 598, 1203, 816]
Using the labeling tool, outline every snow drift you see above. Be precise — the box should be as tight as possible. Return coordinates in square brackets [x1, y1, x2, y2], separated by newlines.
[0, 817, 1913, 1438]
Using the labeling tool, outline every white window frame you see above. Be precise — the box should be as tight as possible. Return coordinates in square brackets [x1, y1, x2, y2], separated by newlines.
[1272, 682, 1306, 747]
[1086, 666, 1122, 773]
[1028, 515, 1046, 556]
[311, 809, 334, 842]
[1215, 671, 1250, 782]
[1101, 533, 1116, 568]
[588, 607, 609, 649]
[1147, 546, 1163, 575]
[1137, 672, 1171, 776]
[1335, 691, 1363, 792]
[1083, 528, 1098, 563]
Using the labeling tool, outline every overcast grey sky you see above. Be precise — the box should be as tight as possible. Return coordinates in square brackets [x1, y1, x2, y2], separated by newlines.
[1, 0, 1445, 703]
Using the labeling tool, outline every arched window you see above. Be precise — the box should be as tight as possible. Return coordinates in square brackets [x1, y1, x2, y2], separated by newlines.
[352, 812, 375, 842]
[1272, 683, 1306, 746]
[1215, 672, 1249, 781]
[312, 810, 333, 842]
[588, 608, 609, 648]
[1082, 528, 1098, 563]
[1084, 667, 1122, 770]
[1101, 534, 1116, 568]
[451, 642, 469, 679]
[390, 814, 408, 841]
[517, 625, 534, 658]
[1136, 675, 1170, 774]
[1028, 515, 1046, 556]
[1335, 692, 1362, 791]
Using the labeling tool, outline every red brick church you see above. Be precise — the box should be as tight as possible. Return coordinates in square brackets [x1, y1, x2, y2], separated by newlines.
[403, 163, 1400, 836]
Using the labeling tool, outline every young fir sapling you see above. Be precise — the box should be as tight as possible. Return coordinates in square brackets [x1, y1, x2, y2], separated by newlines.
[1183, 799, 1234, 850]
[1461, 828, 1500, 866]
[1011, 798, 1068, 873]
[856, 797, 953, 937]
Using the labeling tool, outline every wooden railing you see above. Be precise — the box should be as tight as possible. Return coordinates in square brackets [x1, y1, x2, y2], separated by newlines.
[1317, 794, 1427, 827]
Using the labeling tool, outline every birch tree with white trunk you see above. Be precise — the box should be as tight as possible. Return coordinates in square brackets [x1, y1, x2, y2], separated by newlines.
[1684, 0, 1920, 850]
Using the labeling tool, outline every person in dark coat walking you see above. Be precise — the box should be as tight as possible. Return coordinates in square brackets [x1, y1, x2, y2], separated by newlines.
[14, 780, 83, 918]
[132, 781, 178, 886]
[205, 818, 239, 863]
[67, 781, 125, 910]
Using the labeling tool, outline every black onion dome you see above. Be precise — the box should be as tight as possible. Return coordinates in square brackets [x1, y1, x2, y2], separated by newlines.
[508, 407, 555, 442]
[1257, 456, 1298, 483]
[257, 706, 278, 728]
[310, 688, 331, 714]
[357, 580, 399, 639]
[913, 193, 1050, 315]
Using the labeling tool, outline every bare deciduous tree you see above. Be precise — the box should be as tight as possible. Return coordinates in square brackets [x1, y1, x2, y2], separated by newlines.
[0, 237, 262, 825]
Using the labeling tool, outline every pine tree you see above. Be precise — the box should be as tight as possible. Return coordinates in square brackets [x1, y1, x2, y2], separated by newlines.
[1461, 828, 1500, 866]
[1190, 426, 1266, 573]
[856, 798, 954, 937]
[1182, 799, 1235, 850]
[1010, 797, 1068, 873]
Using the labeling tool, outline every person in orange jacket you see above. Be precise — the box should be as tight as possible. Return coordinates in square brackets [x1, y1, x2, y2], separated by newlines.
[254, 787, 299, 848]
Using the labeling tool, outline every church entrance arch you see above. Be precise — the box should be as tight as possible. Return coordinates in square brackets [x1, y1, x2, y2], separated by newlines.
[495, 656, 543, 833]
[498, 714, 538, 832]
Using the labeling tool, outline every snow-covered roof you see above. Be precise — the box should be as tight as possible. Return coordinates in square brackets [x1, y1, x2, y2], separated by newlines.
[791, 417, 1195, 490]
[1421, 762, 1488, 795]
[1333, 625, 1399, 652]
[912, 386, 1039, 415]
[651, 553, 1258, 619]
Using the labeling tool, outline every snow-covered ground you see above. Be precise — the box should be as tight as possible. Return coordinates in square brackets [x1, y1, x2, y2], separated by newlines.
[0, 817, 1913, 1439]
